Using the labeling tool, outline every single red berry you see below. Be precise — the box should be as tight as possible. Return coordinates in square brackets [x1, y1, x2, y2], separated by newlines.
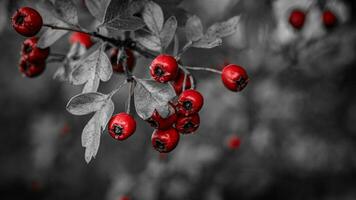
[108, 113, 136, 140]
[150, 54, 178, 83]
[21, 37, 50, 62]
[110, 48, 136, 73]
[19, 57, 45, 78]
[175, 113, 200, 134]
[151, 128, 180, 153]
[146, 108, 177, 130]
[11, 7, 43, 37]
[176, 89, 204, 116]
[323, 10, 338, 29]
[226, 135, 241, 150]
[119, 196, 131, 200]
[288, 9, 306, 30]
[69, 32, 93, 49]
[171, 69, 193, 95]
[221, 64, 249, 92]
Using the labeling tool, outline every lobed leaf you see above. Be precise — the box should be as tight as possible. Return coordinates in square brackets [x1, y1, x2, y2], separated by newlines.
[66, 92, 108, 115]
[206, 16, 240, 38]
[134, 79, 176, 120]
[160, 16, 178, 50]
[185, 15, 204, 42]
[192, 36, 222, 49]
[136, 34, 162, 52]
[105, 16, 145, 31]
[85, 0, 110, 22]
[142, 1, 164, 34]
[103, 0, 130, 23]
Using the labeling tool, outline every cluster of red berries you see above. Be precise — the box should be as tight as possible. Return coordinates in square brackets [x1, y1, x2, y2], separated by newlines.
[108, 55, 248, 153]
[11, 7, 49, 77]
[288, 8, 338, 30]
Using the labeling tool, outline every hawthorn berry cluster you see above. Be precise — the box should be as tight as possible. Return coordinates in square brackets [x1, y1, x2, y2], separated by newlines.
[11, 0, 249, 162]
[288, 8, 338, 30]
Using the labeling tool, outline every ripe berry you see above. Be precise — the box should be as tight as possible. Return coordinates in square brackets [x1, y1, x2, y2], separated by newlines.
[19, 57, 45, 78]
[323, 10, 338, 29]
[69, 32, 93, 49]
[288, 9, 306, 30]
[108, 113, 136, 140]
[221, 64, 249, 92]
[110, 48, 135, 73]
[171, 69, 193, 95]
[21, 37, 50, 62]
[226, 135, 241, 150]
[146, 109, 177, 130]
[150, 54, 178, 83]
[151, 128, 180, 153]
[176, 89, 204, 116]
[11, 7, 43, 37]
[175, 113, 200, 134]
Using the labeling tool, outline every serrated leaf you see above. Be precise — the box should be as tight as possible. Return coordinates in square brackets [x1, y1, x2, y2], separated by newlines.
[103, 0, 130, 23]
[136, 34, 162, 52]
[206, 16, 240, 38]
[71, 44, 112, 93]
[192, 36, 222, 49]
[105, 16, 145, 31]
[142, 1, 164, 34]
[160, 16, 177, 50]
[82, 99, 114, 163]
[185, 15, 203, 41]
[84, 0, 110, 22]
[66, 92, 108, 115]
[134, 79, 176, 120]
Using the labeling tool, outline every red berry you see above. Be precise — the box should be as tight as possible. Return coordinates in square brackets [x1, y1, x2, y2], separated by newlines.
[146, 108, 177, 130]
[21, 37, 50, 62]
[69, 32, 93, 49]
[176, 89, 204, 116]
[110, 48, 136, 73]
[150, 54, 178, 83]
[288, 9, 306, 30]
[19, 57, 45, 78]
[323, 10, 338, 29]
[119, 196, 130, 200]
[11, 7, 43, 37]
[175, 113, 200, 134]
[221, 64, 249, 92]
[171, 69, 193, 95]
[108, 113, 136, 140]
[226, 135, 241, 150]
[151, 128, 180, 153]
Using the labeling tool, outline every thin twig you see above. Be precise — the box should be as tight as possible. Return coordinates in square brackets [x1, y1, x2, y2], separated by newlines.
[176, 41, 192, 60]
[185, 66, 222, 74]
[126, 81, 135, 114]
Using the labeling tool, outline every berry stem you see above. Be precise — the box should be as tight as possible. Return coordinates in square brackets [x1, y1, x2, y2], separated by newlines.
[178, 65, 195, 89]
[176, 41, 192, 60]
[185, 66, 222, 74]
[110, 81, 127, 98]
[126, 81, 135, 114]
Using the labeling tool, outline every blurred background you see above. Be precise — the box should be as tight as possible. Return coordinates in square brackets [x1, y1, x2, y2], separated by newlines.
[1, 0, 356, 199]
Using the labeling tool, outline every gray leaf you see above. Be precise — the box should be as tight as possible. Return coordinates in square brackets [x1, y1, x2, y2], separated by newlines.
[160, 16, 177, 50]
[134, 79, 176, 120]
[185, 15, 203, 42]
[54, 0, 78, 25]
[37, 22, 69, 48]
[66, 92, 108, 115]
[136, 34, 161, 52]
[206, 16, 240, 38]
[103, 0, 130, 24]
[105, 16, 145, 31]
[84, 0, 110, 22]
[82, 76, 100, 93]
[192, 36, 222, 49]
[142, 1, 164, 34]
[82, 99, 114, 163]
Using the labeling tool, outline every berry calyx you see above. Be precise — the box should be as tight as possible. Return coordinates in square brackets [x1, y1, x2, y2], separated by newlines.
[151, 128, 180, 153]
[110, 48, 136, 73]
[21, 37, 50, 62]
[19, 57, 45, 78]
[323, 10, 338, 29]
[150, 54, 178, 83]
[175, 113, 200, 134]
[288, 9, 306, 30]
[108, 113, 136, 140]
[146, 109, 177, 130]
[69, 32, 93, 49]
[176, 89, 204, 116]
[226, 135, 241, 150]
[11, 7, 43, 37]
[171, 69, 193, 95]
[221, 64, 249, 92]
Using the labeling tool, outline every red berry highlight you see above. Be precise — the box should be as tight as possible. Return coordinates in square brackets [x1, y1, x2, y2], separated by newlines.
[151, 128, 180, 153]
[69, 32, 93, 49]
[175, 113, 200, 134]
[288, 9, 306, 30]
[108, 113, 136, 140]
[12, 7, 43, 37]
[150, 54, 178, 83]
[176, 89, 204, 116]
[221, 64, 249, 92]
[21, 37, 50, 62]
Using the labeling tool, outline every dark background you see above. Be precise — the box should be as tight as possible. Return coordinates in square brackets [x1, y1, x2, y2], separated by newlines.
[1, 0, 356, 199]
